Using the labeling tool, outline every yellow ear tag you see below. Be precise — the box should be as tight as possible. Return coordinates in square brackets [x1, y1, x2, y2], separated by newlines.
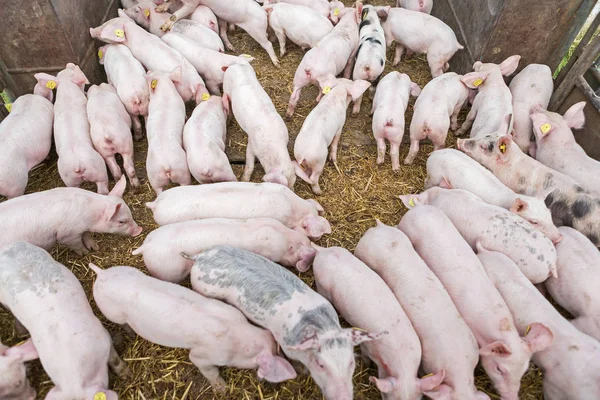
[333, 8, 340, 16]
[322, 86, 331, 95]
[408, 198, 415, 207]
[540, 123, 551, 135]
[352, 326, 367, 332]
[499, 143, 507, 153]
[46, 80, 57, 90]
[98, 49, 103, 59]
[361, 9, 368, 20]
[422, 373, 434, 378]
[94, 392, 107, 400]
[240, 54, 252, 58]
[202, 93, 210, 101]
[151, 79, 157, 89]
[525, 325, 531, 335]
[143, 9, 150, 17]
[472, 78, 483, 87]
[115, 29, 125, 38]
[4, 103, 12, 112]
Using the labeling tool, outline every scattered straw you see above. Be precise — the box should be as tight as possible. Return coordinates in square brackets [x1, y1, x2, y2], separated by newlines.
[0, 0, 545, 398]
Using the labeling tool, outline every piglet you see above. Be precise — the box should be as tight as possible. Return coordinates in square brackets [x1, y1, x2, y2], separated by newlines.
[98, 43, 149, 140]
[87, 83, 140, 188]
[405, 72, 469, 164]
[223, 63, 295, 188]
[0, 339, 37, 400]
[124, 3, 224, 51]
[479, 246, 600, 400]
[133, 217, 316, 282]
[178, 0, 280, 66]
[183, 95, 236, 183]
[286, 4, 362, 118]
[371, 71, 420, 169]
[351, 5, 387, 115]
[0, 242, 128, 400]
[162, 32, 254, 95]
[90, 16, 209, 104]
[398, 206, 553, 400]
[509, 63, 553, 153]
[0, 93, 53, 199]
[90, 264, 296, 390]
[35, 64, 109, 194]
[380, 6, 463, 77]
[531, 102, 600, 195]
[356, 221, 488, 400]
[457, 134, 600, 246]
[293, 78, 370, 194]
[314, 246, 445, 399]
[264, 0, 334, 18]
[0, 175, 142, 254]
[545, 227, 600, 341]
[456, 55, 521, 138]
[188, 245, 384, 400]
[145, 68, 191, 195]
[263, 2, 333, 57]
[400, 187, 558, 283]
[188, 5, 218, 32]
[396, 0, 433, 14]
[145, 182, 331, 239]
[426, 149, 560, 242]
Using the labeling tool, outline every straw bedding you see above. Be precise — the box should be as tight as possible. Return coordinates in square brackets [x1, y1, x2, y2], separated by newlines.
[0, 1, 545, 398]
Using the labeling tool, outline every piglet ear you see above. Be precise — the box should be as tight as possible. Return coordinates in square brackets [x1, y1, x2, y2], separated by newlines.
[510, 197, 528, 214]
[497, 135, 512, 156]
[410, 82, 421, 97]
[70, 65, 90, 86]
[499, 55, 521, 76]
[105, 203, 122, 222]
[348, 79, 371, 101]
[418, 369, 446, 393]
[355, 2, 364, 24]
[522, 322, 554, 353]
[399, 194, 422, 209]
[306, 198, 325, 216]
[346, 328, 387, 346]
[500, 113, 512, 136]
[376, 6, 391, 21]
[461, 71, 489, 89]
[370, 376, 396, 394]
[109, 176, 127, 197]
[34, 73, 59, 90]
[100, 20, 127, 43]
[563, 101, 586, 129]
[256, 353, 297, 382]
[479, 341, 512, 357]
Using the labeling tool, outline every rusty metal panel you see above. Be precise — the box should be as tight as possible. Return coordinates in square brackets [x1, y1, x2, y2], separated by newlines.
[0, 0, 118, 96]
[433, 0, 593, 74]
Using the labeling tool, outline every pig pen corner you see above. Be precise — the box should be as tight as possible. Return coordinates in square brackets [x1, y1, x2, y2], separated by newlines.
[1, 0, 599, 399]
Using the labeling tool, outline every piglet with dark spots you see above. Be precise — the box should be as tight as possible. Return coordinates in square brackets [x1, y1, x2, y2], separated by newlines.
[356, 222, 488, 400]
[0, 242, 127, 399]
[146, 182, 331, 240]
[0, 176, 142, 255]
[399, 206, 551, 400]
[480, 246, 600, 400]
[545, 227, 600, 341]
[188, 246, 383, 400]
[400, 187, 558, 283]
[351, 5, 387, 115]
[90, 264, 296, 391]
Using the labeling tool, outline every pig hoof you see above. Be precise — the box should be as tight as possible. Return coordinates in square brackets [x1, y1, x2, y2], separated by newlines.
[392, 165, 400, 171]
[404, 158, 414, 165]
[211, 379, 227, 392]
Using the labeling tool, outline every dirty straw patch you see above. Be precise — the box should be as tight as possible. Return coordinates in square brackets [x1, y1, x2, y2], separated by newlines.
[0, 3, 544, 400]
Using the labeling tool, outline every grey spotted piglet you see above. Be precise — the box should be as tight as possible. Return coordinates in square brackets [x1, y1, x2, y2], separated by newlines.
[187, 246, 384, 400]
[351, 5, 387, 115]
[0, 242, 128, 400]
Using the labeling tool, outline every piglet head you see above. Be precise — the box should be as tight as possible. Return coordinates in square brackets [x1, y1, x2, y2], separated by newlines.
[122, 2, 153, 28]
[288, 327, 384, 400]
[510, 197, 562, 244]
[101, 176, 143, 237]
[472, 55, 521, 76]
[33, 73, 57, 102]
[0, 341, 38, 400]
[301, 215, 331, 240]
[84, 389, 118, 400]
[144, 67, 182, 95]
[399, 191, 431, 209]
[480, 323, 552, 400]
[456, 134, 514, 170]
[530, 101, 586, 143]
[89, 17, 129, 44]
[346, 79, 371, 103]
[329, 1, 346, 24]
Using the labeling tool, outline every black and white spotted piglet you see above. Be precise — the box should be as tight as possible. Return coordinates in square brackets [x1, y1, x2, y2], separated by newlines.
[351, 5, 387, 115]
